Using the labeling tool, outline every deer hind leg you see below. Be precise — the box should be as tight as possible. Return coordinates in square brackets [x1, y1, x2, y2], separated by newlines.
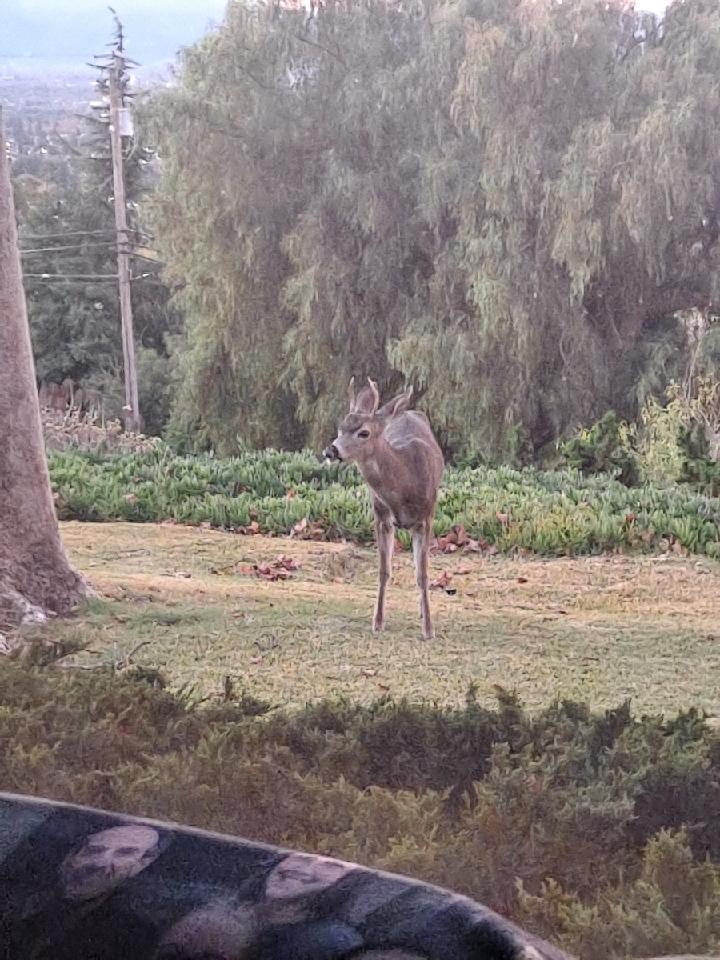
[373, 501, 394, 634]
[412, 520, 434, 640]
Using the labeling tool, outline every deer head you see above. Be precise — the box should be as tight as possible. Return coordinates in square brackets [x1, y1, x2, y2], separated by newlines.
[323, 377, 414, 466]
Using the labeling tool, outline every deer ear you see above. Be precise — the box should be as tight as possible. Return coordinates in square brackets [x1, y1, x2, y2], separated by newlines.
[378, 385, 413, 419]
[351, 378, 380, 415]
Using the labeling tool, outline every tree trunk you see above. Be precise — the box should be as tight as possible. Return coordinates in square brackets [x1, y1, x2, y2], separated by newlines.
[0, 108, 88, 643]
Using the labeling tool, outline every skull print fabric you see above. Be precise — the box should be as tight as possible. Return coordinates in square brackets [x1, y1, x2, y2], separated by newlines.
[0, 792, 571, 960]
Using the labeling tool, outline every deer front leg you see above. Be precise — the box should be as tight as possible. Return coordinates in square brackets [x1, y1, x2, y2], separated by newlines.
[373, 500, 394, 634]
[411, 520, 434, 640]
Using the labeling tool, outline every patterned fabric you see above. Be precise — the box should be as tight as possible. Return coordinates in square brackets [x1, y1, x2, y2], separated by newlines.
[0, 792, 571, 960]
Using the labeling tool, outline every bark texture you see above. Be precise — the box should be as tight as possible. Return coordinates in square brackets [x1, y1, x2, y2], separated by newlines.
[0, 108, 88, 640]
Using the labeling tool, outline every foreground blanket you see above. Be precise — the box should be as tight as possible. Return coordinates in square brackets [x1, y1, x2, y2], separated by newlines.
[0, 792, 571, 960]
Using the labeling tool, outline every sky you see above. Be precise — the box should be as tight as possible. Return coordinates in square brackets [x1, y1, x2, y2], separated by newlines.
[1, 0, 671, 69]
[1, 0, 230, 67]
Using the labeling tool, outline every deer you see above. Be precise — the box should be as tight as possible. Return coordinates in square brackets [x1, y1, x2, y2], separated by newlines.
[323, 377, 444, 640]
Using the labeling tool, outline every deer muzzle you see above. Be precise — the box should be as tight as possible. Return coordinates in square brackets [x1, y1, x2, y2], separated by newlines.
[323, 443, 341, 462]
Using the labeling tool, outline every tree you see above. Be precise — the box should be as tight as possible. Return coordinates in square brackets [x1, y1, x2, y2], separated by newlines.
[13, 67, 180, 436]
[148, 0, 720, 460]
[0, 110, 88, 642]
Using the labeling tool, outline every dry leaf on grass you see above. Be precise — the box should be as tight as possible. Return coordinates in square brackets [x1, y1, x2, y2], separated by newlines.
[255, 564, 289, 581]
[435, 524, 490, 555]
[212, 555, 300, 581]
[254, 555, 301, 581]
[238, 521, 261, 535]
[291, 517, 326, 539]
[430, 570, 452, 590]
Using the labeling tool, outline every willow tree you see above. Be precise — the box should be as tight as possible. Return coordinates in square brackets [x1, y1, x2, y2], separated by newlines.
[149, 0, 720, 458]
[0, 111, 87, 641]
[389, 0, 720, 457]
[145, 3, 315, 452]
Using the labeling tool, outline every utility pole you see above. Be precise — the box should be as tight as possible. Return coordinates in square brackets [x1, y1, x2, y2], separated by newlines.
[106, 13, 140, 432]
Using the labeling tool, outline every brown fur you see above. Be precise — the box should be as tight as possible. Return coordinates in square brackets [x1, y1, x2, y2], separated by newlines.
[326, 378, 444, 640]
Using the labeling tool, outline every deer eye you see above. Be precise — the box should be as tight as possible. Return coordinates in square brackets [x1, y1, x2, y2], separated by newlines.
[357, 429, 370, 439]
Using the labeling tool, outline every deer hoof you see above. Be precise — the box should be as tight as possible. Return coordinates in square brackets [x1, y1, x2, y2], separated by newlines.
[372, 619, 384, 634]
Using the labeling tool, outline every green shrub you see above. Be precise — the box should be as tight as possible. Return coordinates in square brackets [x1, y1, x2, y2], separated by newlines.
[636, 388, 720, 495]
[47, 447, 720, 558]
[636, 394, 686, 486]
[678, 424, 720, 497]
[559, 412, 640, 486]
[517, 831, 720, 959]
[2, 659, 720, 956]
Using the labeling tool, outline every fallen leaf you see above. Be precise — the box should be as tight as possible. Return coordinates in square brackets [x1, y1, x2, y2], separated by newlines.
[430, 570, 453, 590]
[240, 520, 261, 535]
[361, 668, 377, 678]
[516, 576, 528, 584]
[453, 524, 469, 546]
[454, 566, 471, 575]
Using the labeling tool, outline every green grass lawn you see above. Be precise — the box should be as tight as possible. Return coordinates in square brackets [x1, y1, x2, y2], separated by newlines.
[41, 521, 720, 716]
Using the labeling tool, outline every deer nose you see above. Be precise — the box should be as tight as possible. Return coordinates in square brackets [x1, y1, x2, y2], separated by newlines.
[323, 444, 341, 462]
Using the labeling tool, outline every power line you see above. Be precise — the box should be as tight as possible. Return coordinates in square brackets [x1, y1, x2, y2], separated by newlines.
[24, 272, 119, 280]
[20, 241, 119, 255]
[18, 229, 117, 241]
